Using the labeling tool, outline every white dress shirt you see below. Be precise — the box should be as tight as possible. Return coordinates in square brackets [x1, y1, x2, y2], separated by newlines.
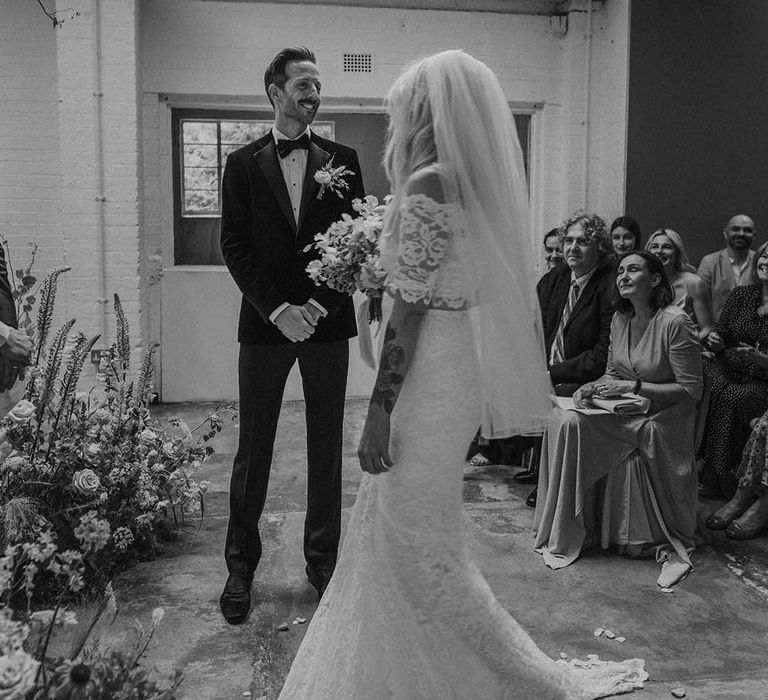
[267, 126, 327, 325]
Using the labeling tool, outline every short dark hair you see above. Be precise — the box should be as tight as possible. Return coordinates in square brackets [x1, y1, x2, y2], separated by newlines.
[558, 211, 611, 258]
[543, 228, 559, 244]
[610, 215, 642, 250]
[264, 46, 316, 107]
[613, 250, 674, 314]
[750, 240, 768, 281]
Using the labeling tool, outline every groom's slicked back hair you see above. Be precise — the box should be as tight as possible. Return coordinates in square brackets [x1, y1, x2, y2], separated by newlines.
[264, 46, 317, 107]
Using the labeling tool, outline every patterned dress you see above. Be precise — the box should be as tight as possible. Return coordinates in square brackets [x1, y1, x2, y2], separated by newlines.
[701, 285, 768, 489]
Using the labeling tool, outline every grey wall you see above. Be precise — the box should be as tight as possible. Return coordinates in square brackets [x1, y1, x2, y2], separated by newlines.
[625, 0, 768, 264]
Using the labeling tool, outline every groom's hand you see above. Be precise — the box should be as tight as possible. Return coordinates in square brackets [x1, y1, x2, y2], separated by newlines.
[274, 304, 317, 343]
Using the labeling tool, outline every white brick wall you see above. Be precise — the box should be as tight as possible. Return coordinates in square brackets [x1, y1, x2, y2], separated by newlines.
[0, 1, 63, 303]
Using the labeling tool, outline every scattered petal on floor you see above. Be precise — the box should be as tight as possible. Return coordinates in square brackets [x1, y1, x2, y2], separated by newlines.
[604, 630, 616, 639]
[593, 627, 604, 637]
[616, 636, 626, 643]
[277, 622, 290, 631]
[559, 652, 568, 659]
[242, 692, 251, 697]
[671, 689, 686, 698]
[297, 617, 307, 623]
[660, 587, 674, 593]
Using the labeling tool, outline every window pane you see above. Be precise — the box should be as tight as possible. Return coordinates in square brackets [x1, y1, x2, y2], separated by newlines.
[184, 166, 218, 190]
[182, 121, 217, 144]
[220, 120, 272, 144]
[183, 189, 218, 214]
[183, 144, 217, 168]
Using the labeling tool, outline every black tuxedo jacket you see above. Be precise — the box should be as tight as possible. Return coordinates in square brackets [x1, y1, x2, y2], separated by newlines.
[220, 131, 365, 345]
[536, 259, 614, 385]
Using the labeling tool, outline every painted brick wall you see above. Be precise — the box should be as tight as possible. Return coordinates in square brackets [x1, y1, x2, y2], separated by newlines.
[0, 2, 63, 308]
[54, 0, 143, 375]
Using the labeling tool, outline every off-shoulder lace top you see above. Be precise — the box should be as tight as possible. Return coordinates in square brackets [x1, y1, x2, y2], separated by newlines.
[385, 193, 469, 309]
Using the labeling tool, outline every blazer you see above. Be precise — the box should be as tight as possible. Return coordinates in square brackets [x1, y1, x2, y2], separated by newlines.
[220, 131, 365, 345]
[697, 248, 756, 323]
[536, 259, 614, 385]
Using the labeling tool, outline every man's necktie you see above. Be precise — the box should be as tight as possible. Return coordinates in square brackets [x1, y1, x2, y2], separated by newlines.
[276, 134, 310, 158]
[550, 280, 579, 366]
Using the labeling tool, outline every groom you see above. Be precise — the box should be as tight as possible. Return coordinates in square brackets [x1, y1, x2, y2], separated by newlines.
[219, 46, 364, 624]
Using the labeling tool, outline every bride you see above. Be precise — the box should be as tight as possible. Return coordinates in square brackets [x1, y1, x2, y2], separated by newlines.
[277, 50, 647, 699]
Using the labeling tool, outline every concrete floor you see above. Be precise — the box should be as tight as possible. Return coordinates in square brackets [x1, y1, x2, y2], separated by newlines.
[99, 400, 768, 700]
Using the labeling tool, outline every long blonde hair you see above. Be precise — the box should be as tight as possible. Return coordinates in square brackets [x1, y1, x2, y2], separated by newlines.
[383, 61, 438, 192]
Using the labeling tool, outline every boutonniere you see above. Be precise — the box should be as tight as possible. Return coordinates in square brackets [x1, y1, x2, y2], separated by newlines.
[313, 155, 355, 200]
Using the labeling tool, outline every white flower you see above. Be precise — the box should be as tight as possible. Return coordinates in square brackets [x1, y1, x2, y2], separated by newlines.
[138, 428, 158, 445]
[1, 456, 26, 475]
[5, 399, 35, 426]
[72, 469, 101, 496]
[0, 649, 39, 699]
[314, 170, 333, 185]
[198, 481, 209, 494]
[151, 607, 165, 627]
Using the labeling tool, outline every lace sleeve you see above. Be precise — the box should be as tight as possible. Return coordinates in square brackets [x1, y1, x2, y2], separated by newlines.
[387, 194, 457, 304]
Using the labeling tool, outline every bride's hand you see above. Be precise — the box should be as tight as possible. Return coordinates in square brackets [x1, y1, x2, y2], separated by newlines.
[358, 411, 393, 474]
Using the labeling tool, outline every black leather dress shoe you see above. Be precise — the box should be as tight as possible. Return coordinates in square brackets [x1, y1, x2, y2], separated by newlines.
[525, 488, 537, 508]
[219, 574, 252, 625]
[514, 469, 538, 485]
[306, 566, 334, 601]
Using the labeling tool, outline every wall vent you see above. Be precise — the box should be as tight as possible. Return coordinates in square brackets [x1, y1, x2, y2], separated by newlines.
[343, 53, 372, 73]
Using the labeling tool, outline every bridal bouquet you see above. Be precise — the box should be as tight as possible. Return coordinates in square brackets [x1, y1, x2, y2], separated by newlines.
[305, 195, 392, 324]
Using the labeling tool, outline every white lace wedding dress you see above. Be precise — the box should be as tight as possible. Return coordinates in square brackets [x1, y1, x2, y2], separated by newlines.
[277, 195, 646, 699]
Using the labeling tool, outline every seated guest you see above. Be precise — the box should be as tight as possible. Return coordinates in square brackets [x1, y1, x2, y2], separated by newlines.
[706, 409, 768, 539]
[700, 241, 768, 497]
[698, 214, 757, 323]
[520, 212, 614, 506]
[534, 251, 702, 587]
[543, 227, 563, 271]
[645, 228, 714, 342]
[610, 215, 642, 257]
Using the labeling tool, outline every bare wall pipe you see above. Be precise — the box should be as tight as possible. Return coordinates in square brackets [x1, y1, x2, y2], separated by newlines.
[582, 0, 593, 204]
[93, 0, 108, 344]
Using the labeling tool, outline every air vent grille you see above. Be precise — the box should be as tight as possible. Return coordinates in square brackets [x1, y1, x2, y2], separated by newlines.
[343, 53, 372, 73]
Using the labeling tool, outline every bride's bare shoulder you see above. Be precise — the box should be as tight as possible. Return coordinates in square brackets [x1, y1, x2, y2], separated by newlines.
[405, 166, 446, 204]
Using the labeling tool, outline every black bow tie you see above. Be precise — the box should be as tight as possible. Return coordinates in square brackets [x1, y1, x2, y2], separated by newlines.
[276, 134, 310, 158]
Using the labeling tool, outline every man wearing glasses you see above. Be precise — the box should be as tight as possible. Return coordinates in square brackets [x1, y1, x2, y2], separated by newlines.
[698, 214, 758, 322]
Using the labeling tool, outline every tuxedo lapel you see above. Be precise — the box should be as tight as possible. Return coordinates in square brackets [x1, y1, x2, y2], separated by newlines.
[298, 140, 331, 231]
[253, 140, 296, 233]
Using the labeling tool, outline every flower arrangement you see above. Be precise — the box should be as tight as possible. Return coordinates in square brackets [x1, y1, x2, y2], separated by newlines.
[0, 261, 237, 607]
[305, 195, 391, 324]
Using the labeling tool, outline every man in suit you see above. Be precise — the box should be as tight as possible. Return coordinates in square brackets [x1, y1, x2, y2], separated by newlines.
[697, 214, 757, 322]
[519, 212, 614, 507]
[219, 47, 364, 624]
[0, 243, 33, 410]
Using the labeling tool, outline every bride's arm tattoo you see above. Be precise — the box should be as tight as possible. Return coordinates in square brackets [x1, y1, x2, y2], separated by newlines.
[371, 325, 405, 414]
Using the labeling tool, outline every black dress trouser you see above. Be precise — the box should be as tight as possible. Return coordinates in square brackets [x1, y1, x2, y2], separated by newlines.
[224, 339, 349, 580]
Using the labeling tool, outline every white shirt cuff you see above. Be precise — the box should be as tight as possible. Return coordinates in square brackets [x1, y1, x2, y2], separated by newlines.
[0, 322, 9, 347]
[269, 302, 291, 324]
[307, 298, 328, 317]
